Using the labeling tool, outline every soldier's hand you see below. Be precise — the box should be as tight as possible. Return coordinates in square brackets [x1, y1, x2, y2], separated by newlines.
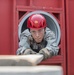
[23, 49, 37, 55]
[39, 48, 51, 60]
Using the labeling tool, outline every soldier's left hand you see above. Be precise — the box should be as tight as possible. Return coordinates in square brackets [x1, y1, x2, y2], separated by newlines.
[39, 48, 51, 60]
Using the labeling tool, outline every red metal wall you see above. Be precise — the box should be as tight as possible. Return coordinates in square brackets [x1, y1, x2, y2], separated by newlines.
[0, 0, 66, 75]
[1, 0, 74, 75]
[0, 0, 13, 54]
[66, 0, 74, 75]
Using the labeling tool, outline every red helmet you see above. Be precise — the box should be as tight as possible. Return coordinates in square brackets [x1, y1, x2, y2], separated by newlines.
[27, 14, 47, 29]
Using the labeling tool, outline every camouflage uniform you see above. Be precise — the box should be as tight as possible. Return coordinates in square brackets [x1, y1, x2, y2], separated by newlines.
[17, 27, 59, 59]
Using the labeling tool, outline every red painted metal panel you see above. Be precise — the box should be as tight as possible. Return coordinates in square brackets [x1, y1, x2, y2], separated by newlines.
[0, 0, 67, 75]
[16, 0, 30, 6]
[31, 0, 62, 8]
[66, 0, 74, 75]
[14, 0, 66, 75]
[0, 0, 13, 54]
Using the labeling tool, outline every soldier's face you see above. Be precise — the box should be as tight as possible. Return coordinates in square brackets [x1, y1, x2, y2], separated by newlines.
[30, 28, 45, 43]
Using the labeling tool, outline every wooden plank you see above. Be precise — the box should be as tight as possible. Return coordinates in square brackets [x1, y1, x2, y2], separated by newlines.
[0, 55, 43, 66]
[0, 66, 63, 75]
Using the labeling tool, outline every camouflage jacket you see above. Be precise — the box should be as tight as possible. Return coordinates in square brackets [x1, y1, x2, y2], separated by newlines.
[17, 27, 59, 56]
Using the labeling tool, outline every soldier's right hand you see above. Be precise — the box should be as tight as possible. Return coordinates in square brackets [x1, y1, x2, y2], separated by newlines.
[23, 49, 37, 55]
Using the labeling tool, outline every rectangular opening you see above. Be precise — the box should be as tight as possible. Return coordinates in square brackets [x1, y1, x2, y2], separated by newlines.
[19, 11, 27, 19]
[58, 47, 61, 55]
[52, 13, 60, 21]
[39, 62, 62, 66]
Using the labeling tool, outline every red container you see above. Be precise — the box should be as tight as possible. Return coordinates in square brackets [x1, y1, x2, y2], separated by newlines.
[1, 0, 74, 75]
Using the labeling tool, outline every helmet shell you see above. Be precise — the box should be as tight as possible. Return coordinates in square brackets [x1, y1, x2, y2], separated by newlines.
[27, 14, 47, 29]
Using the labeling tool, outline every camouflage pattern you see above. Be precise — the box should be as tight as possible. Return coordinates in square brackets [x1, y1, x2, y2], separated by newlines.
[17, 27, 59, 59]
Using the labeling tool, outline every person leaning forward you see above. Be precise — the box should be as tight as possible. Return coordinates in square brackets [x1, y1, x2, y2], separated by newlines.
[17, 14, 59, 60]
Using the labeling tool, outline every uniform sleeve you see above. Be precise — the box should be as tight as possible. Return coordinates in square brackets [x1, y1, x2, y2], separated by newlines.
[45, 27, 59, 56]
[16, 29, 31, 55]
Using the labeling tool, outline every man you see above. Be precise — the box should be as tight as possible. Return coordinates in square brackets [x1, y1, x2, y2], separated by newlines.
[17, 14, 59, 60]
